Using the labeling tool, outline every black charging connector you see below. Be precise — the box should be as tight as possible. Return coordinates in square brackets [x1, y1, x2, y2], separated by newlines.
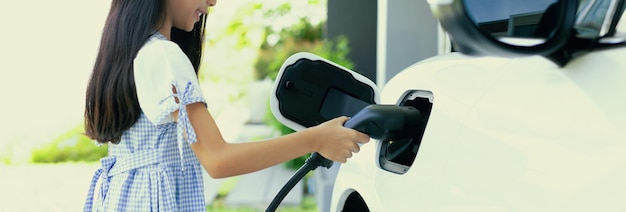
[265, 104, 425, 212]
[344, 105, 424, 141]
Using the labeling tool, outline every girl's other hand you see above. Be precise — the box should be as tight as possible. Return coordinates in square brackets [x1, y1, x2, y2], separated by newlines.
[307, 116, 370, 163]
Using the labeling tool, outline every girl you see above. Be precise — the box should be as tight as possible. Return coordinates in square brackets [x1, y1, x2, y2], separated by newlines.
[82, 0, 369, 211]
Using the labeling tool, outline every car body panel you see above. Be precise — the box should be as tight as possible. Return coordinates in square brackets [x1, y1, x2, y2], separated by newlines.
[331, 47, 626, 211]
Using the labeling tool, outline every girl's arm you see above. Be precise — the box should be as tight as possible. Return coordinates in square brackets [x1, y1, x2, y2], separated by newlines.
[180, 102, 370, 179]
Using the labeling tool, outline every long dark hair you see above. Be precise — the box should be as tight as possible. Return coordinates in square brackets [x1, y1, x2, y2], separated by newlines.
[85, 0, 207, 144]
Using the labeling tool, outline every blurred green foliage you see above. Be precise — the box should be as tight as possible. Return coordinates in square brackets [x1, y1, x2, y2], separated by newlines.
[254, 19, 353, 81]
[30, 125, 107, 163]
[203, 0, 352, 171]
[0, 141, 16, 164]
[256, 19, 354, 170]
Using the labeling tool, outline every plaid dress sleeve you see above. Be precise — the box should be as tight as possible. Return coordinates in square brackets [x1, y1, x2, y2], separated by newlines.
[133, 36, 207, 126]
[133, 35, 207, 170]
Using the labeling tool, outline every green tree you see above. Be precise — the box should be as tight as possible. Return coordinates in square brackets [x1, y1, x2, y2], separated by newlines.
[31, 125, 107, 163]
[252, 5, 354, 170]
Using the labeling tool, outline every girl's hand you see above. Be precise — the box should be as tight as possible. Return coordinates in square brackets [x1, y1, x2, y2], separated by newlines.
[307, 116, 371, 163]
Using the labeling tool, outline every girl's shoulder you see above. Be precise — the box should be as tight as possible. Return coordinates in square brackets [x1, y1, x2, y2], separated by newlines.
[134, 35, 191, 71]
[137, 36, 185, 59]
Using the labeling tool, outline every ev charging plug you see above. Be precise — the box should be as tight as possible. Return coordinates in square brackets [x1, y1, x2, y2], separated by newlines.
[266, 104, 425, 212]
[344, 104, 424, 142]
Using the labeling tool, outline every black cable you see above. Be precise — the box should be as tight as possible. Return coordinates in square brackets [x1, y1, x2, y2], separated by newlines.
[266, 153, 333, 212]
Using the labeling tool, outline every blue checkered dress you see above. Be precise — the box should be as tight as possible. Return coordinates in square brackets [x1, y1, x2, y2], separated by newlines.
[84, 32, 207, 211]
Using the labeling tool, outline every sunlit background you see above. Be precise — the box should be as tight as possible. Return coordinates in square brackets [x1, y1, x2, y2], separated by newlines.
[0, 0, 329, 163]
[0, 0, 333, 211]
[0, 0, 108, 163]
[5, 0, 622, 211]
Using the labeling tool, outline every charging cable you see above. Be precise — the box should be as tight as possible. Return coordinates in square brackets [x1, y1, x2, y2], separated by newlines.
[265, 152, 333, 212]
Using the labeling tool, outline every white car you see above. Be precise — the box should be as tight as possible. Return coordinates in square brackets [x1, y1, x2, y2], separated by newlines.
[270, 0, 626, 211]
[331, 48, 626, 211]
[330, 0, 626, 211]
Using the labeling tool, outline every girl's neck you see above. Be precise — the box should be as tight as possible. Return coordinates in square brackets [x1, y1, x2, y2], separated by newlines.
[156, 19, 172, 40]
[158, 28, 171, 40]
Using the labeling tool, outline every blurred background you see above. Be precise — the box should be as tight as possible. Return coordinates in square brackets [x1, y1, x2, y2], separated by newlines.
[0, 0, 348, 211]
[0, 0, 442, 211]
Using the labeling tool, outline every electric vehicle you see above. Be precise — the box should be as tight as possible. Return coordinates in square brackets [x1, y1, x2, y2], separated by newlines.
[323, 0, 626, 211]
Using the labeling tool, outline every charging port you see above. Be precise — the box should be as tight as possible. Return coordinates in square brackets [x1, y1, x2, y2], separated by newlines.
[379, 90, 433, 174]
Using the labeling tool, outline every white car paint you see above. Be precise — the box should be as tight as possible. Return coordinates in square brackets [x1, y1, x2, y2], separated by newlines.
[331, 46, 626, 211]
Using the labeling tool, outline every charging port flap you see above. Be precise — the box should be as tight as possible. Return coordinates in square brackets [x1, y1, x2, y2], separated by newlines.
[378, 90, 433, 174]
[270, 52, 381, 131]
